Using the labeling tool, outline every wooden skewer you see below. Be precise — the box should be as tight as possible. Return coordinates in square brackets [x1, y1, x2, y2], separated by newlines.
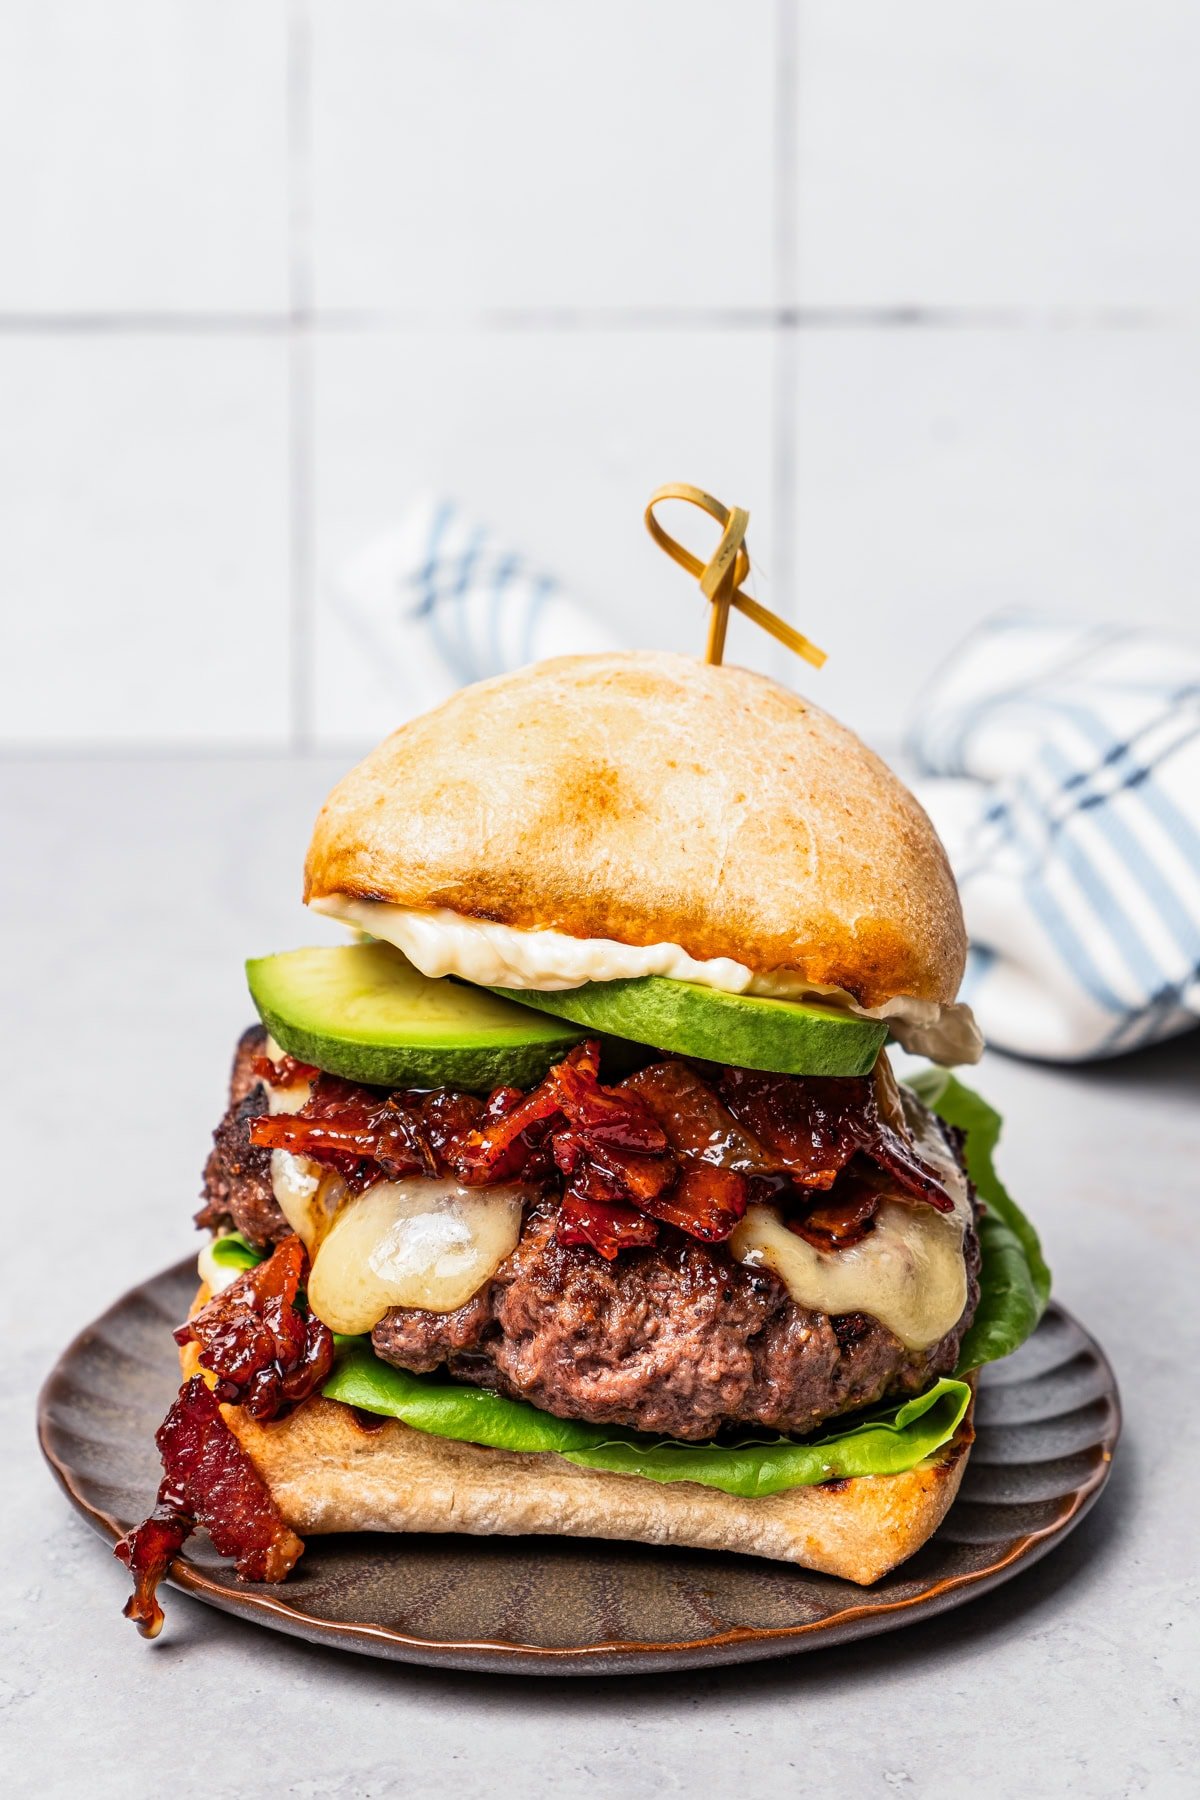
[644, 483, 827, 670]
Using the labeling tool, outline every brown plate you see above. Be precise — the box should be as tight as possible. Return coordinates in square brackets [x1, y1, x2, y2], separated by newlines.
[38, 1258, 1119, 1675]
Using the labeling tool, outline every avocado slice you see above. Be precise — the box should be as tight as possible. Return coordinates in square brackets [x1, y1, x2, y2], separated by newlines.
[246, 943, 586, 1091]
[490, 976, 887, 1077]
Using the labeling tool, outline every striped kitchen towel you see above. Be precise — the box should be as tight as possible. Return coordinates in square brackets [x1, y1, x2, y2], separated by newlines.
[328, 493, 620, 721]
[909, 615, 1200, 1061]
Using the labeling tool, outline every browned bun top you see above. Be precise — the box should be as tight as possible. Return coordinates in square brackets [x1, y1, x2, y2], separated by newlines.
[304, 652, 967, 1010]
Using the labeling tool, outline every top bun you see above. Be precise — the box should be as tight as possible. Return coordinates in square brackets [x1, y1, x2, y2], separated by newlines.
[305, 652, 966, 1010]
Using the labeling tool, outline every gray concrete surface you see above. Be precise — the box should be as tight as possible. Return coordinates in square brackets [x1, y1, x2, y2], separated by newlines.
[2, 755, 1196, 1800]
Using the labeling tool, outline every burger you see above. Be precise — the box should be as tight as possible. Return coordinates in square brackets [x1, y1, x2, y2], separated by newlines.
[117, 651, 1049, 1637]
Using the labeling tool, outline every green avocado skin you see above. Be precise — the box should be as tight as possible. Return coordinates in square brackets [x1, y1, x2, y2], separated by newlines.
[245, 945, 587, 1093]
[252, 1000, 586, 1093]
[490, 978, 887, 1077]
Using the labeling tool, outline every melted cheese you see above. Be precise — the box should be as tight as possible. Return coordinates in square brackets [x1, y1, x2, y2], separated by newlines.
[309, 895, 982, 1065]
[269, 1150, 325, 1246]
[306, 1178, 526, 1332]
[258, 1042, 339, 1248]
[261, 1042, 524, 1325]
[730, 1201, 967, 1352]
[732, 1094, 972, 1351]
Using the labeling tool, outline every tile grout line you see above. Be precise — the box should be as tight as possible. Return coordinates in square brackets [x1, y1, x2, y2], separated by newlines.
[773, 0, 800, 308]
[0, 744, 345, 763]
[286, 0, 315, 754]
[0, 306, 1187, 334]
[769, 0, 801, 661]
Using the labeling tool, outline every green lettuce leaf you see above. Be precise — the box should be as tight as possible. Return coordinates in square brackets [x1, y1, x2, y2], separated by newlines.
[560, 1380, 971, 1493]
[322, 1342, 971, 1496]
[208, 1232, 262, 1272]
[904, 1068, 1051, 1372]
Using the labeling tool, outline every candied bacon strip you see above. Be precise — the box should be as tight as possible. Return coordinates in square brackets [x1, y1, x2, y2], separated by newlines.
[718, 1068, 867, 1188]
[251, 1052, 318, 1087]
[482, 1084, 524, 1120]
[638, 1162, 748, 1242]
[788, 1167, 884, 1249]
[115, 1500, 190, 1639]
[553, 1049, 668, 1152]
[719, 1066, 954, 1212]
[622, 1061, 770, 1170]
[553, 1132, 677, 1205]
[419, 1088, 484, 1158]
[857, 1115, 955, 1212]
[443, 1044, 592, 1183]
[116, 1377, 304, 1639]
[176, 1235, 333, 1420]
[250, 1076, 430, 1181]
[556, 1190, 659, 1258]
[451, 1040, 670, 1184]
[156, 1379, 303, 1579]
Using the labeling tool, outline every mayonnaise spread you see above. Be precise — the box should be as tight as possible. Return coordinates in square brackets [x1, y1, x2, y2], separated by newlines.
[309, 895, 982, 1065]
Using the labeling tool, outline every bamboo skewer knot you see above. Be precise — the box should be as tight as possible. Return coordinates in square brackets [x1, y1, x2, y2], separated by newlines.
[644, 483, 827, 671]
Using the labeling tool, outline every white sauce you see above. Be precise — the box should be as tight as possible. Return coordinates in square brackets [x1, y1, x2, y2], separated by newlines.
[309, 896, 982, 1066]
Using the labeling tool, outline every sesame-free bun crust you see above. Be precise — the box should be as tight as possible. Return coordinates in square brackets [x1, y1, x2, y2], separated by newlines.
[182, 1321, 974, 1587]
[304, 653, 966, 1009]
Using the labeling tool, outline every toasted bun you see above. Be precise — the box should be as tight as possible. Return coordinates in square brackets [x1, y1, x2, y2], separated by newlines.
[183, 1318, 973, 1586]
[305, 652, 965, 1009]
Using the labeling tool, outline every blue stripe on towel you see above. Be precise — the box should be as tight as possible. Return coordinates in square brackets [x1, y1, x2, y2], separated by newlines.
[1046, 696, 1200, 870]
[957, 775, 1137, 1018]
[411, 501, 454, 616]
[912, 616, 1200, 1058]
[929, 621, 1124, 773]
[486, 553, 518, 680]
[1040, 736, 1200, 972]
[1022, 875, 1129, 1019]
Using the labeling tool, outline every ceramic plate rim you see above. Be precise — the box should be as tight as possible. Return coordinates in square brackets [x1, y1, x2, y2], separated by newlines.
[37, 1260, 1121, 1675]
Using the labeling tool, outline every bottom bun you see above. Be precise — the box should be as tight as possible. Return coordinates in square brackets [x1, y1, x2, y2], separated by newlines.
[183, 1298, 974, 1586]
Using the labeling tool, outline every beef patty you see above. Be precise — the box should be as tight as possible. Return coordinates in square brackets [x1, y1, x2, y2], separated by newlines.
[195, 1026, 288, 1248]
[372, 1197, 980, 1441]
[198, 1025, 981, 1440]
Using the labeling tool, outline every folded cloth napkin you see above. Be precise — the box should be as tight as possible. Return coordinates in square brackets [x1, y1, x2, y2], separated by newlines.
[329, 494, 620, 721]
[910, 615, 1200, 1062]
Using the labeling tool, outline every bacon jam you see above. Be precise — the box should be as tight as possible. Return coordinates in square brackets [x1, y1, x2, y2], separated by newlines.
[122, 1039, 958, 1635]
[116, 1236, 327, 1636]
[247, 1039, 954, 1260]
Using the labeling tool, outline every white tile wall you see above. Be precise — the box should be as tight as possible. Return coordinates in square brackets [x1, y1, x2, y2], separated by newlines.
[790, 328, 1200, 744]
[796, 1, 1200, 309]
[310, 0, 778, 312]
[0, 3, 289, 313]
[0, 336, 291, 744]
[2, 1, 1197, 753]
[311, 327, 779, 743]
